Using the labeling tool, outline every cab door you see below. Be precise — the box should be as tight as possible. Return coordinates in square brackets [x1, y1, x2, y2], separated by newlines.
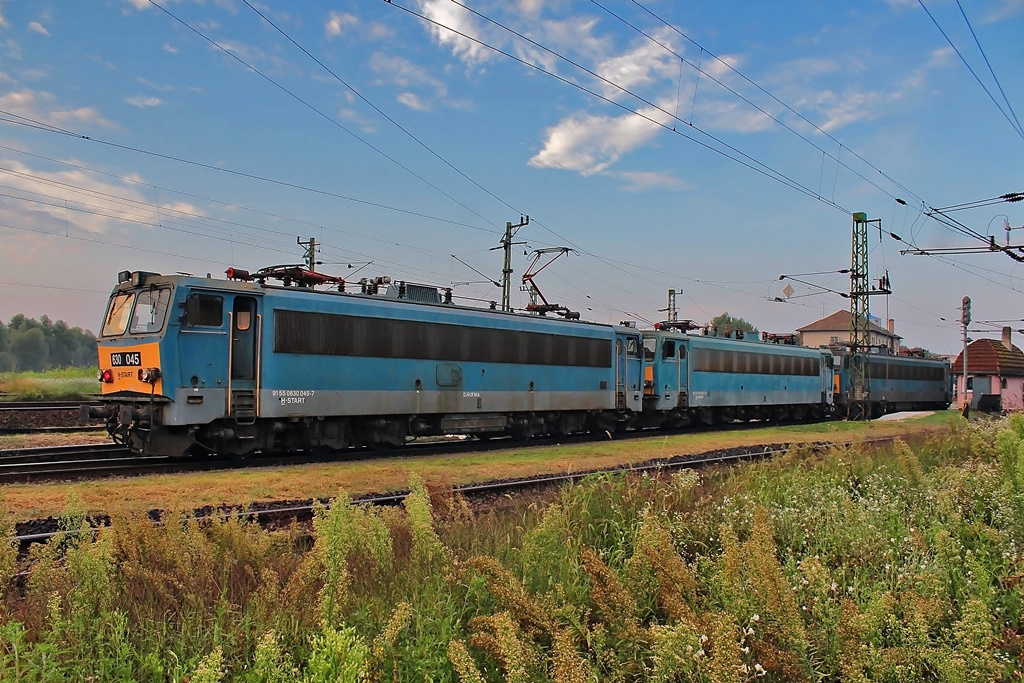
[229, 296, 261, 422]
[614, 331, 642, 412]
[659, 337, 689, 407]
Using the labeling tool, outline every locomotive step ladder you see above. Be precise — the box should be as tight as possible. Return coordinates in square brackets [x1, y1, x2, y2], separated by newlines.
[231, 389, 257, 425]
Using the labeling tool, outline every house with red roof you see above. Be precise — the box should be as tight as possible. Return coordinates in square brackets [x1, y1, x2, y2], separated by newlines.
[952, 327, 1024, 411]
[796, 310, 902, 352]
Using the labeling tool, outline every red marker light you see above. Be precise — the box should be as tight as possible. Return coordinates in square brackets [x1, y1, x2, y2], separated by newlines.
[98, 369, 113, 383]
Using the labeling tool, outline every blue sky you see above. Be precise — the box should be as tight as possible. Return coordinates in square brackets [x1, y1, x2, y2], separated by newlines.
[0, 0, 1021, 354]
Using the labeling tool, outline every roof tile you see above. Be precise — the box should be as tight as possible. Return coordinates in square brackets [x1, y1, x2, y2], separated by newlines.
[952, 338, 1024, 376]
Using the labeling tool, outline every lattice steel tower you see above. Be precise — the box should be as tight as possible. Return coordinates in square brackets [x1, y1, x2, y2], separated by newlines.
[848, 212, 889, 420]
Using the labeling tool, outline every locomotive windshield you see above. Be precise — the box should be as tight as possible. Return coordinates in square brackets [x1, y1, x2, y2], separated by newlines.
[101, 292, 135, 336]
[129, 287, 172, 334]
[101, 286, 173, 337]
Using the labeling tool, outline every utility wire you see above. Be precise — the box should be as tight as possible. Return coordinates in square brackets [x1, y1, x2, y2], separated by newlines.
[627, 0, 928, 206]
[955, 0, 1023, 138]
[0, 110, 493, 233]
[239, 0, 522, 220]
[916, 0, 1024, 141]
[591, 0, 910, 206]
[387, 0, 846, 211]
[147, 0, 499, 231]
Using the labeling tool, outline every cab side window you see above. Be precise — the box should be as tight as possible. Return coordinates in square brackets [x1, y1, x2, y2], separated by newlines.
[185, 294, 224, 327]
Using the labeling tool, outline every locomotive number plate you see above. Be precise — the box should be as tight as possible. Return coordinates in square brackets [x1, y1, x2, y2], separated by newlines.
[110, 351, 142, 367]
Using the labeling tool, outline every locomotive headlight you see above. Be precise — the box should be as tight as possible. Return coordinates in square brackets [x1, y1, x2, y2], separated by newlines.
[97, 369, 114, 383]
[138, 367, 161, 384]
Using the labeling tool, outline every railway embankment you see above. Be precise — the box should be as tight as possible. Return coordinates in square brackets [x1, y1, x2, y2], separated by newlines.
[0, 410, 1017, 681]
[0, 411, 953, 521]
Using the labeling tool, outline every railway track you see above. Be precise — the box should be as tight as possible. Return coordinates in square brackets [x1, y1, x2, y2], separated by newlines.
[0, 419, 793, 484]
[12, 436, 899, 549]
[0, 400, 99, 411]
[0, 399, 105, 434]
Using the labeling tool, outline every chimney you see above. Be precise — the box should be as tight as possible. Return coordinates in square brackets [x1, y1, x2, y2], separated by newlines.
[887, 318, 895, 334]
[1003, 326, 1013, 351]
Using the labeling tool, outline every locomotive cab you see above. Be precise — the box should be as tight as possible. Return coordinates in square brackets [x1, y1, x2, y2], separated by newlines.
[90, 271, 176, 449]
[91, 271, 267, 456]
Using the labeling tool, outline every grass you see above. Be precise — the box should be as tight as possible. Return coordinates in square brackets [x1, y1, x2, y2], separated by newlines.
[0, 368, 99, 401]
[0, 413, 950, 520]
[0, 412, 1020, 680]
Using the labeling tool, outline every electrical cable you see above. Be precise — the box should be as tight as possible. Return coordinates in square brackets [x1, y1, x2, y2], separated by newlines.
[387, 0, 846, 212]
[238, 0, 523, 221]
[147, 0, 501, 231]
[916, 0, 1024, 141]
[0, 109, 494, 234]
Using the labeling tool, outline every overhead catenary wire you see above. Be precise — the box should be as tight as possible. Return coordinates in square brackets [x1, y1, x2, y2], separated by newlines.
[916, 0, 1024, 141]
[0, 110, 495, 234]
[146, 0, 501, 232]
[237, 0, 523, 221]
[394, 0, 847, 212]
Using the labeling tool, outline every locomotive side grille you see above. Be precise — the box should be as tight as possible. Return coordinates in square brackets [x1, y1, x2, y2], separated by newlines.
[274, 309, 612, 368]
[692, 348, 822, 377]
[866, 361, 946, 381]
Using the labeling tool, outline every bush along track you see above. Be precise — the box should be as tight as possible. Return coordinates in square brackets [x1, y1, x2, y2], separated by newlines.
[0, 416, 1022, 680]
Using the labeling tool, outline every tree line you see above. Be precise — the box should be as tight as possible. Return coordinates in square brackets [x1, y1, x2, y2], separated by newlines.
[0, 315, 97, 372]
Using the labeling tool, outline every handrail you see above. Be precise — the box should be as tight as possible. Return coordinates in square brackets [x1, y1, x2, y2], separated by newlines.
[255, 313, 263, 417]
[226, 311, 234, 417]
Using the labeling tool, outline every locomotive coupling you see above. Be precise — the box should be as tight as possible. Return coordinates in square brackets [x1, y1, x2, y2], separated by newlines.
[81, 404, 114, 420]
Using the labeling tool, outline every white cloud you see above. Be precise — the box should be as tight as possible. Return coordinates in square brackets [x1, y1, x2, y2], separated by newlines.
[125, 95, 164, 108]
[417, 0, 494, 65]
[529, 107, 666, 175]
[594, 26, 678, 97]
[338, 107, 377, 133]
[0, 88, 117, 129]
[325, 11, 358, 38]
[805, 89, 884, 132]
[27, 22, 50, 37]
[397, 92, 431, 111]
[367, 23, 394, 40]
[0, 158, 202, 237]
[123, 0, 150, 10]
[371, 53, 447, 94]
[371, 52, 459, 110]
[137, 77, 173, 92]
[615, 170, 689, 192]
[162, 43, 178, 54]
[983, 0, 1024, 23]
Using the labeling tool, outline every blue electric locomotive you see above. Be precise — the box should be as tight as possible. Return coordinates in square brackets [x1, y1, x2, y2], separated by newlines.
[89, 267, 644, 457]
[831, 348, 951, 418]
[638, 325, 834, 428]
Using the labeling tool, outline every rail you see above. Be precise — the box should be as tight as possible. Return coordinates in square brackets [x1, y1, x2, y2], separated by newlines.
[11, 436, 900, 550]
